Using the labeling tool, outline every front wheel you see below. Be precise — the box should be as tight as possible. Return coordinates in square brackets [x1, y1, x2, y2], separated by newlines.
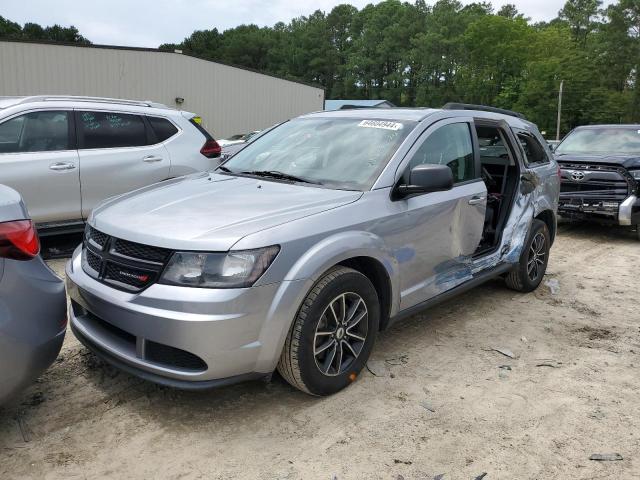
[277, 266, 380, 396]
[505, 219, 550, 292]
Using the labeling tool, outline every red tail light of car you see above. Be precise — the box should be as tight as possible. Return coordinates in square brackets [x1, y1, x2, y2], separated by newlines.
[0, 220, 40, 260]
[200, 139, 222, 159]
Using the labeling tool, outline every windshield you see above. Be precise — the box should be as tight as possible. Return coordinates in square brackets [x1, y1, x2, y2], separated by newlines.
[220, 117, 415, 190]
[556, 127, 640, 155]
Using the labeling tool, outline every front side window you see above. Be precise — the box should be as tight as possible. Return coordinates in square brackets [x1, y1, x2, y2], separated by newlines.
[408, 123, 475, 183]
[0, 111, 69, 153]
[516, 130, 549, 166]
[555, 127, 640, 155]
[222, 118, 416, 190]
[79, 111, 148, 149]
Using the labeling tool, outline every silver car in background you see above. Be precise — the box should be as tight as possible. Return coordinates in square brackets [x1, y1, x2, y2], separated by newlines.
[66, 106, 559, 396]
[0, 185, 66, 405]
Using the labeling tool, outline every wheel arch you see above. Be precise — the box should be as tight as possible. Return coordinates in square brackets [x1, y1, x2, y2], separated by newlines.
[535, 209, 556, 245]
[337, 256, 393, 331]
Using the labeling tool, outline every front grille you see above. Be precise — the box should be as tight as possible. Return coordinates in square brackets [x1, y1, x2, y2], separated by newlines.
[559, 163, 632, 202]
[85, 248, 102, 273]
[112, 238, 170, 263]
[82, 227, 171, 292]
[146, 341, 207, 371]
[87, 226, 108, 249]
[104, 262, 156, 290]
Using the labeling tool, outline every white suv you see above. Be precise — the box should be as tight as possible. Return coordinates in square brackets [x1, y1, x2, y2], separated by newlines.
[0, 96, 221, 233]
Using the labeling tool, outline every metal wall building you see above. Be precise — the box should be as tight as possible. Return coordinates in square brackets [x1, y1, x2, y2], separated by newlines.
[0, 40, 324, 138]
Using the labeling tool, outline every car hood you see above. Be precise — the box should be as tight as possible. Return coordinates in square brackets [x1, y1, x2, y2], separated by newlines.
[555, 153, 640, 169]
[90, 173, 362, 251]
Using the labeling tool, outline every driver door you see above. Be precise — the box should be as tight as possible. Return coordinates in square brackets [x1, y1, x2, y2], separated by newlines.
[394, 118, 487, 310]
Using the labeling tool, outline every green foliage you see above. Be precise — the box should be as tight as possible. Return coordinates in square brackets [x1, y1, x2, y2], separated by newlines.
[2, 1, 638, 133]
[0, 15, 90, 44]
[163, 0, 636, 134]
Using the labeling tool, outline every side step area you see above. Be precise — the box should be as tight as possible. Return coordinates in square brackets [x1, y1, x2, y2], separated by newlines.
[387, 263, 514, 328]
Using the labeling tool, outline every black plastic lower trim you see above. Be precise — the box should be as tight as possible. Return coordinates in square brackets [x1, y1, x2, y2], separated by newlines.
[71, 322, 267, 390]
[388, 262, 514, 327]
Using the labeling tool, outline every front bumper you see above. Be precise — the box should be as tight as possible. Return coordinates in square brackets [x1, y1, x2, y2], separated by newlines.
[65, 247, 309, 388]
[558, 194, 639, 225]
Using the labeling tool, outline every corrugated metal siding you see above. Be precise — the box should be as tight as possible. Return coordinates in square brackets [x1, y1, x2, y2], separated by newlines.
[0, 41, 324, 138]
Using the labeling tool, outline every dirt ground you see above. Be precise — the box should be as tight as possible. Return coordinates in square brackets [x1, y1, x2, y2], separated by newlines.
[1, 222, 639, 479]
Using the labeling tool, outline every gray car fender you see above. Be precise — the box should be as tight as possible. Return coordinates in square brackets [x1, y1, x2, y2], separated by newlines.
[252, 231, 400, 373]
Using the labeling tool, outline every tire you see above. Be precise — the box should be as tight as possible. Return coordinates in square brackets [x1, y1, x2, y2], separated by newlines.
[277, 266, 380, 396]
[505, 219, 550, 293]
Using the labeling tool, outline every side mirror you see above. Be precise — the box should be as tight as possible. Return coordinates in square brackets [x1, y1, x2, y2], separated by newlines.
[548, 143, 556, 152]
[396, 164, 454, 197]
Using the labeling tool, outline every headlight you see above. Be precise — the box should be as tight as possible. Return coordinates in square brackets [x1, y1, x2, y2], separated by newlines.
[159, 246, 279, 288]
[630, 169, 640, 180]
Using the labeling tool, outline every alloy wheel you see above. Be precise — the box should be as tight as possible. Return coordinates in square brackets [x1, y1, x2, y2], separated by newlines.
[313, 292, 369, 377]
[527, 232, 546, 281]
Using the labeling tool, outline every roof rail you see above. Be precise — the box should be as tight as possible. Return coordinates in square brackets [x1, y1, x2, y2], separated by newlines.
[442, 102, 526, 120]
[16, 95, 170, 109]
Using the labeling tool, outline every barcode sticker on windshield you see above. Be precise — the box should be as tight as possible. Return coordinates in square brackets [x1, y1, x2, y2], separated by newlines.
[358, 120, 403, 131]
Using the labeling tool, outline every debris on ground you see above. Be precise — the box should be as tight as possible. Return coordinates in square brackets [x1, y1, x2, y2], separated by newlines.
[544, 278, 560, 295]
[14, 416, 31, 443]
[433, 474, 445, 480]
[535, 359, 562, 368]
[366, 360, 388, 377]
[589, 453, 623, 461]
[474, 473, 488, 480]
[393, 459, 412, 465]
[419, 400, 436, 412]
[491, 347, 515, 359]
[385, 355, 409, 366]
[498, 365, 512, 371]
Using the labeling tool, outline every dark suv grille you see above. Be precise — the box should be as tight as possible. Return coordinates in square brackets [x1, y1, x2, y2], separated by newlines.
[559, 163, 632, 201]
[82, 226, 172, 292]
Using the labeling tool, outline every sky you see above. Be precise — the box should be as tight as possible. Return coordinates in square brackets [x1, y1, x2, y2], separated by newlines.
[1, 0, 616, 48]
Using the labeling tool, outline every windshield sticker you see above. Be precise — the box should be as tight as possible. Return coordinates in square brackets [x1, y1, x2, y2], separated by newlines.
[358, 120, 403, 131]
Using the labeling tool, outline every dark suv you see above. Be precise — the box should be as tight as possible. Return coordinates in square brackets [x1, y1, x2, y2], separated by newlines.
[554, 125, 640, 239]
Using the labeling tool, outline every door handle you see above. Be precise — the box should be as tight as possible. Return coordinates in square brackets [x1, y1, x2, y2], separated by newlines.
[468, 196, 486, 205]
[49, 162, 76, 171]
[143, 155, 163, 163]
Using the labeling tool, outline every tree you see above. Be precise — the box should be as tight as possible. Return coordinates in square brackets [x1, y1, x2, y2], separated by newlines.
[0, 16, 90, 44]
[558, 0, 602, 45]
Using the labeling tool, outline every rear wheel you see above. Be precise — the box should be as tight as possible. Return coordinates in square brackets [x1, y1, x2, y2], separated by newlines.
[505, 219, 550, 292]
[277, 266, 379, 396]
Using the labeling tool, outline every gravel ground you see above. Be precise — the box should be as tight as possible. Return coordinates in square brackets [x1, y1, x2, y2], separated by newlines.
[1, 222, 639, 479]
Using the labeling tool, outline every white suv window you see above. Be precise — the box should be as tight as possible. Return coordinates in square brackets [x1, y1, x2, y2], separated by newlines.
[79, 111, 149, 149]
[0, 111, 69, 153]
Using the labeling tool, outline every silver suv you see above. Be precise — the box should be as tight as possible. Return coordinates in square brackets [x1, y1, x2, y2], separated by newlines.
[0, 96, 221, 234]
[66, 105, 559, 396]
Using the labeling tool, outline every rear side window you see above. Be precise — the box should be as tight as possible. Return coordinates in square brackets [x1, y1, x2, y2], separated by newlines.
[0, 111, 69, 153]
[516, 130, 549, 166]
[408, 122, 475, 183]
[148, 116, 178, 142]
[79, 111, 148, 149]
[189, 118, 214, 140]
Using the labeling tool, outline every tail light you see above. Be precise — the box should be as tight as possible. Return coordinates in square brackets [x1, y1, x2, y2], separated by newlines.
[0, 220, 40, 260]
[200, 139, 221, 158]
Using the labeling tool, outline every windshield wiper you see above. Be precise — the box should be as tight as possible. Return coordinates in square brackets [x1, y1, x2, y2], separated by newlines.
[217, 165, 233, 173]
[240, 170, 321, 185]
